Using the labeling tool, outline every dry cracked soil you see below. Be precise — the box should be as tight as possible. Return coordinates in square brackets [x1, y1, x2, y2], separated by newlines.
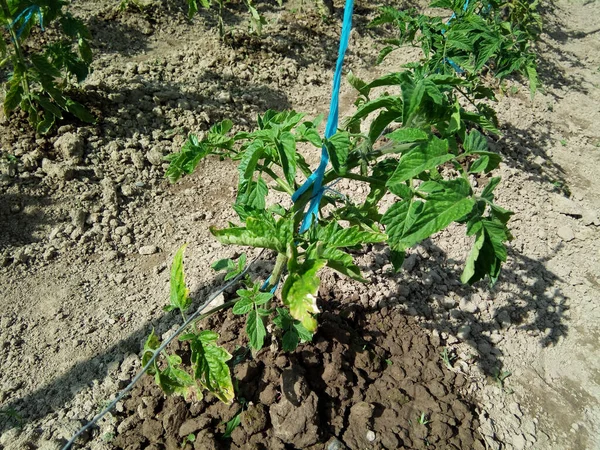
[1, 0, 599, 449]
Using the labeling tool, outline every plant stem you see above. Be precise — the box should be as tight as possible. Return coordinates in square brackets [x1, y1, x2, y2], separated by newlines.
[342, 172, 386, 186]
[0, 0, 34, 113]
[260, 165, 294, 196]
[266, 252, 287, 291]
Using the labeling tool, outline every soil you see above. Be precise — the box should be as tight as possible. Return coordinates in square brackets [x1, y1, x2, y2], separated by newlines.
[112, 302, 485, 450]
[1, 0, 599, 449]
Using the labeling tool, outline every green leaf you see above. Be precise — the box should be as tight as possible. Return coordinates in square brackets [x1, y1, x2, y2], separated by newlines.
[273, 307, 313, 351]
[246, 309, 266, 350]
[281, 329, 299, 352]
[461, 231, 485, 285]
[460, 217, 510, 286]
[232, 297, 254, 315]
[368, 110, 403, 142]
[463, 130, 488, 153]
[468, 155, 490, 173]
[31, 54, 62, 78]
[36, 115, 54, 135]
[223, 412, 241, 439]
[347, 71, 367, 94]
[142, 329, 160, 374]
[320, 246, 366, 282]
[4, 81, 23, 114]
[325, 132, 350, 174]
[183, 332, 235, 404]
[238, 141, 264, 183]
[481, 177, 501, 201]
[277, 131, 297, 186]
[390, 249, 405, 272]
[282, 259, 326, 332]
[385, 127, 429, 143]
[317, 223, 386, 248]
[188, 0, 199, 18]
[383, 183, 475, 251]
[154, 353, 197, 398]
[387, 137, 454, 186]
[65, 99, 95, 123]
[210, 226, 279, 250]
[254, 292, 273, 305]
[377, 45, 396, 64]
[169, 244, 191, 313]
[212, 258, 235, 272]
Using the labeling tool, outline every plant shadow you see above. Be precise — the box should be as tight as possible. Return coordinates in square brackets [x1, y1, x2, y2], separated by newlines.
[340, 237, 569, 381]
[0, 257, 268, 435]
[0, 188, 56, 253]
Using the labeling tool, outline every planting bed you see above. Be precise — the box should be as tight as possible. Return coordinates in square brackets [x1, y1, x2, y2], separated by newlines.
[113, 297, 484, 450]
[1, 0, 600, 450]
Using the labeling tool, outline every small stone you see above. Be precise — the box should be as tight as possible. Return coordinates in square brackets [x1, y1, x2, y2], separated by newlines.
[139, 245, 159, 255]
[557, 226, 575, 242]
[326, 437, 347, 450]
[403, 254, 417, 272]
[552, 194, 582, 217]
[512, 434, 527, 450]
[43, 248, 58, 261]
[366, 430, 376, 442]
[146, 147, 164, 166]
[457, 325, 471, 340]
[217, 91, 232, 103]
[71, 209, 87, 230]
[101, 178, 118, 206]
[131, 150, 146, 169]
[54, 132, 85, 163]
[582, 209, 599, 226]
[114, 274, 126, 284]
[459, 297, 479, 314]
[42, 159, 74, 180]
[121, 235, 132, 245]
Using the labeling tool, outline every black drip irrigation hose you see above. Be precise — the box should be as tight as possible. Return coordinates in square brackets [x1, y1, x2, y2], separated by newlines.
[61, 249, 266, 450]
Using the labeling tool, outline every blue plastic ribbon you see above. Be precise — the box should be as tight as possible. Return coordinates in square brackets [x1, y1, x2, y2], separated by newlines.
[292, 0, 354, 233]
[442, 0, 469, 74]
[9, 5, 44, 39]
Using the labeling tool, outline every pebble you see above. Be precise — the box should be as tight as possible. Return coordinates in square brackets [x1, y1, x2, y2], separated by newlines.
[146, 147, 164, 166]
[457, 325, 471, 340]
[512, 433, 527, 450]
[366, 430, 376, 442]
[138, 245, 159, 255]
[552, 194, 582, 217]
[557, 225, 575, 242]
[459, 297, 479, 314]
[403, 254, 417, 272]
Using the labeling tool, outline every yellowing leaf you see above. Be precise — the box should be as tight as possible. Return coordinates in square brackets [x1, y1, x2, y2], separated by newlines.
[282, 259, 326, 332]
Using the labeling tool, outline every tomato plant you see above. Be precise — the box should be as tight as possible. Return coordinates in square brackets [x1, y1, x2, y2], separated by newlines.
[0, 0, 94, 133]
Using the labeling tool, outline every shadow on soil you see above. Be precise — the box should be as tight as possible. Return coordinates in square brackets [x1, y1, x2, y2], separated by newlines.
[0, 189, 56, 251]
[0, 257, 271, 434]
[350, 238, 569, 380]
[0, 236, 569, 436]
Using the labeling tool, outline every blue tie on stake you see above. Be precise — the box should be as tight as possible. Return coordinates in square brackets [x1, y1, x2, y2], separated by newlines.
[292, 0, 354, 233]
[9, 5, 44, 39]
[442, 0, 470, 74]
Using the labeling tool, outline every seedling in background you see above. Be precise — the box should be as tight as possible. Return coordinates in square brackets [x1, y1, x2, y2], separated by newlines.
[440, 347, 457, 370]
[180, 433, 196, 448]
[417, 412, 431, 426]
[492, 368, 513, 393]
[0, 407, 23, 428]
[221, 398, 247, 439]
[0, 0, 94, 133]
